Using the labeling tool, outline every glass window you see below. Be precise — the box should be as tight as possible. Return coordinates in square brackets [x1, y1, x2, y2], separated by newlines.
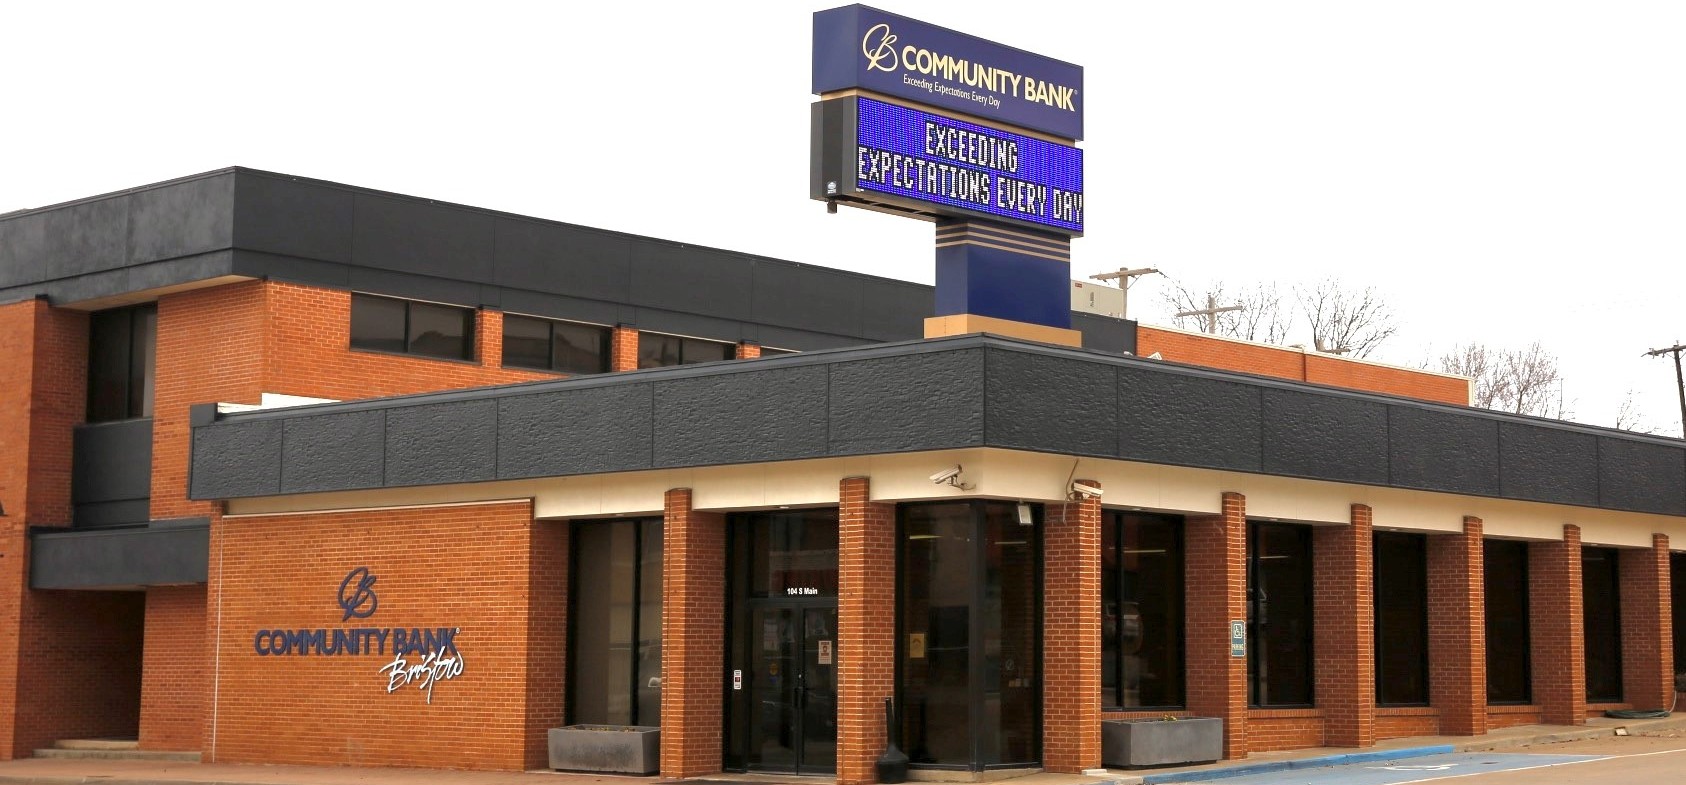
[1484, 539, 1531, 704]
[501, 314, 552, 370]
[1583, 547, 1623, 703]
[350, 293, 473, 360]
[87, 303, 157, 422]
[1374, 532, 1429, 706]
[569, 518, 663, 726]
[638, 332, 733, 369]
[899, 501, 1040, 768]
[1673, 553, 1686, 693]
[1102, 512, 1185, 710]
[502, 315, 610, 375]
[1248, 521, 1313, 707]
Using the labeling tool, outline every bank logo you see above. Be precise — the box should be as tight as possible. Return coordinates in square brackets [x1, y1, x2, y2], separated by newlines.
[337, 566, 379, 621]
[862, 23, 899, 72]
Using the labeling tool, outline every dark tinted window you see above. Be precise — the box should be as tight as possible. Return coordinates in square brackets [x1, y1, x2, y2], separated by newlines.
[1484, 539, 1531, 703]
[569, 518, 663, 726]
[502, 315, 610, 375]
[1248, 521, 1314, 707]
[1673, 553, 1686, 691]
[1374, 532, 1429, 706]
[638, 332, 734, 369]
[1103, 512, 1184, 709]
[350, 294, 473, 360]
[87, 304, 157, 422]
[1583, 547, 1623, 703]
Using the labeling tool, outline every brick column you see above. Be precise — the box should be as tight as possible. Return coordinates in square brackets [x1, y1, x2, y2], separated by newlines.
[735, 342, 761, 360]
[660, 489, 726, 778]
[837, 478, 897, 785]
[476, 308, 503, 368]
[0, 299, 88, 759]
[1043, 481, 1102, 773]
[611, 325, 640, 372]
[1529, 524, 1585, 725]
[1427, 517, 1487, 735]
[1313, 504, 1375, 747]
[1619, 534, 1672, 711]
[1186, 492, 1248, 759]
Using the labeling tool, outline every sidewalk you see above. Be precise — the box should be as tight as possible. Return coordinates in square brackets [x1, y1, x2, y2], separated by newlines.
[1, 715, 1682, 785]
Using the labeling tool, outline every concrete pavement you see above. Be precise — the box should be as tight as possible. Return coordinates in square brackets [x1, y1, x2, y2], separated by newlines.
[4, 715, 1686, 785]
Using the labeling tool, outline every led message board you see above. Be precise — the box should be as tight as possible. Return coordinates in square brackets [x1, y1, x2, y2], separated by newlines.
[813, 96, 1084, 236]
[813, 4, 1083, 140]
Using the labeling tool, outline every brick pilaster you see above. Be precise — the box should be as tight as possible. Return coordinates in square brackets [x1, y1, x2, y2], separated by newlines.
[1043, 481, 1101, 773]
[1427, 517, 1486, 735]
[735, 342, 761, 360]
[612, 325, 640, 372]
[1529, 524, 1585, 725]
[1314, 504, 1375, 747]
[0, 299, 89, 759]
[1186, 492, 1248, 759]
[1619, 534, 1672, 711]
[660, 489, 726, 778]
[476, 308, 502, 367]
[837, 477, 897, 785]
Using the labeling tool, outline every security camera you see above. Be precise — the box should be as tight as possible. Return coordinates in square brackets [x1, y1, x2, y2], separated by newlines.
[930, 466, 963, 484]
[1070, 482, 1103, 499]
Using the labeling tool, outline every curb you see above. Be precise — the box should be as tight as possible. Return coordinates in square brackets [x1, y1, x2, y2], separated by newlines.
[1129, 745, 1454, 784]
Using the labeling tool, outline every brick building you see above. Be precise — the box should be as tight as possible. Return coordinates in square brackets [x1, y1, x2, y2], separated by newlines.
[3, 168, 1683, 779]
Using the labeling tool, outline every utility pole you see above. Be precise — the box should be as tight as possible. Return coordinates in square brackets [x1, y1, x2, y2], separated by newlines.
[1175, 294, 1243, 334]
[1644, 342, 1686, 438]
[1089, 267, 1159, 320]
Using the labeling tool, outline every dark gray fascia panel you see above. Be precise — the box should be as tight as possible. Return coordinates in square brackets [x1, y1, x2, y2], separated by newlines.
[186, 335, 1686, 517]
[30, 520, 210, 590]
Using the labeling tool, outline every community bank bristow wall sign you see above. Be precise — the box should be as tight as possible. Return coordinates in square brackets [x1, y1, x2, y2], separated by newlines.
[249, 567, 467, 704]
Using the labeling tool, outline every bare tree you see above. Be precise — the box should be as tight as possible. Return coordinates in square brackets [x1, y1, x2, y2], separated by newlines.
[1614, 389, 1660, 434]
[1161, 279, 1294, 344]
[1295, 278, 1396, 358]
[1437, 341, 1563, 417]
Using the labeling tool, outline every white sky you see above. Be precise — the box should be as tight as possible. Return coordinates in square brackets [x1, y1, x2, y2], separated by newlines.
[4, 1, 1684, 433]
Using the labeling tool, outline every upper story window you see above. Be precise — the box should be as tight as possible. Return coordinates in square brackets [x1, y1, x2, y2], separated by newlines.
[637, 332, 733, 369]
[502, 315, 611, 375]
[759, 346, 797, 357]
[350, 293, 474, 361]
[87, 303, 157, 422]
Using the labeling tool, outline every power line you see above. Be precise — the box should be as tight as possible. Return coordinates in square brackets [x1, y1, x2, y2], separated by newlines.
[1088, 267, 1159, 320]
[1644, 342, 1686, 438]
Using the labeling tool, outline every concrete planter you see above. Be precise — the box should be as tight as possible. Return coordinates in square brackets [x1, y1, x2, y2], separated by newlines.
[548, 725, 660, 775]
[1101, 717, 1222, 769]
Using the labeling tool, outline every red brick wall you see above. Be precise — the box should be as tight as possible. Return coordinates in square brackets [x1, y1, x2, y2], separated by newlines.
[1376, 709, 1439, 740]
[1135, 326, 1468, 406]
[612, 326, 639, 372]
[659, 489, 725, 778]
[1619, 535, 1672, 711]
[208, 501, 546, 770]
[1529, 525, 1585, 726]
[13, 590, 145, 754]
[1313, 505, 1374, 747]
[1185, 492, 1248, 759]
[140, 586, 206, 751]
[0, 300, 92, 759]
[524, 521, 568, 769]
[1245, 710, 1323, 751]
[837, 478, 896, 785]
[1426, 517, 1485, 736]
[736, 342, 761, 360]
[1486, 705, 1543, 729]
[1043, 483, 1101, 773]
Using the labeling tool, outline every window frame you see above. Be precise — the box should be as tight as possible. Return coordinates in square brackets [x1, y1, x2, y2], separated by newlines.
[565, 517, 664, 727]
[86, 303, 157, 423]
[636, 331, 735, 369]
[1101, 510, 1186, 712]
[1247, 520, 1316, 709]
[1373, 531, 1430, 707]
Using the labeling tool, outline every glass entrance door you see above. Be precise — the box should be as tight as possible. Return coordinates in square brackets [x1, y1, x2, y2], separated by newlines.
[742, 604, 837, 773]
[726, 510, 841, 774]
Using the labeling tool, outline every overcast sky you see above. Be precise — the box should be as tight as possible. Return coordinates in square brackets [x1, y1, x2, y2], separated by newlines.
[4, 1, 1684, 432]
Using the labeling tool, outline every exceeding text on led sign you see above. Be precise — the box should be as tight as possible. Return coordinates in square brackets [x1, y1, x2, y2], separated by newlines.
[854, 97, 1083, 233]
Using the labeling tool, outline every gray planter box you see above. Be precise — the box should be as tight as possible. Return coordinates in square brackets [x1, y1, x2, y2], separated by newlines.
[548, 725, 660, 775]
[1101, 717, 1223, 768]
